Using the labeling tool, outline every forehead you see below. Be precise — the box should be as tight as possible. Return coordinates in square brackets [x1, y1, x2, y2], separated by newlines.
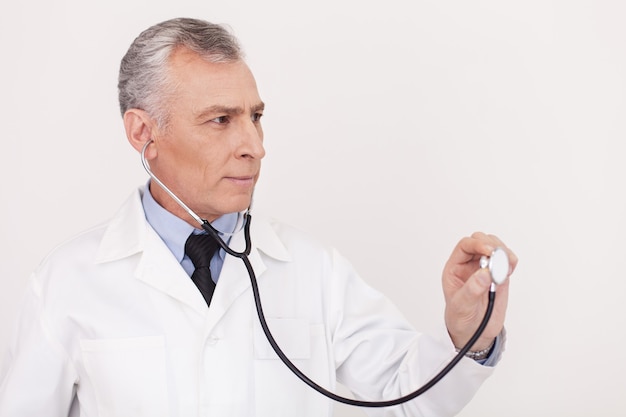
[166, 46, 261, 109]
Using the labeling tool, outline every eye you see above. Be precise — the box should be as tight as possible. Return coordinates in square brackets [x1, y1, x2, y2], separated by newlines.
[251, 112, 263, 123]
[210, 116, 230, 124]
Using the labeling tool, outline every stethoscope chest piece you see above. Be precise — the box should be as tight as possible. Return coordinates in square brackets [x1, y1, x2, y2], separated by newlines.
[480, 247, 510, 285]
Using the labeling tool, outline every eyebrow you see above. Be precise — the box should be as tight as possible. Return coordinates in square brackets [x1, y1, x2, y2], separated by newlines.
[194, 102, 265, 121]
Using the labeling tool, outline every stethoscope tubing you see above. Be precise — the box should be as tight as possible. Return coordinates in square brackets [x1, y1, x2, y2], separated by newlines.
[140, 139, 497, 407]
[244, 231, 496, 407]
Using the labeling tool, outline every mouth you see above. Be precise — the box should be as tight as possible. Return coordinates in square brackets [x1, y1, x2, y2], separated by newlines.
[224, 175, 256, 187]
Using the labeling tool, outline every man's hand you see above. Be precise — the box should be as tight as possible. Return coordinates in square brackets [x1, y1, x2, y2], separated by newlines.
[443, 232, 518, 351]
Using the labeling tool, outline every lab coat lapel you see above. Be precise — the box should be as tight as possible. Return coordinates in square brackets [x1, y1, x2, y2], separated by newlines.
[136, 226, 209, 315]
[95, 187, 208, 316]
[205, 228, 266, 330]
[96, 190, 292, 323]
[204, 215, 291, 331]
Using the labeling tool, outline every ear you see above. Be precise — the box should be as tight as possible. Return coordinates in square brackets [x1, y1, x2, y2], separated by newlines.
[123, 108, 158, 159]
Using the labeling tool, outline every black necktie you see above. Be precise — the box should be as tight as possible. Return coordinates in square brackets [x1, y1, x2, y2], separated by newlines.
[185, 233, 220, 306]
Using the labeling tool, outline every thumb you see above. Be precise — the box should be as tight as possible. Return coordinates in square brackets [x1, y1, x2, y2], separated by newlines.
[456, 268, 492, 308]
[446, 267, 495, 349]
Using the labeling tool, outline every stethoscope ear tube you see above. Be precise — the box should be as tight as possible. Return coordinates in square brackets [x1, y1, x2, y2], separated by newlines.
[141, 140, 205, 226]
[141, 139, 252, 258]
[200, 215, 252, 257]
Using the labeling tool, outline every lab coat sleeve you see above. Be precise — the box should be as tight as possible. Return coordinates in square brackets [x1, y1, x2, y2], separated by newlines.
[0, 274, 78, 417]
[328, 249, 495, 417]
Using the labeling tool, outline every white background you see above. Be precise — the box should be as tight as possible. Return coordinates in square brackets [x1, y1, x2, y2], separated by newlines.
[1, 1, 625, 416]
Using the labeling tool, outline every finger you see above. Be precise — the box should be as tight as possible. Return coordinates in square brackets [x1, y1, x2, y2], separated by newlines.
[449, 234, 496, 265]
[505, 247, 519, 274]
[449, 267, 493, 316]
[465, 267, 493, 298]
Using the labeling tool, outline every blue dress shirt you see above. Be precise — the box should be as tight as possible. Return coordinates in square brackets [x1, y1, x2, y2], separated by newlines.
[140, 181, 502, 365]
[141, 181, 238, 282]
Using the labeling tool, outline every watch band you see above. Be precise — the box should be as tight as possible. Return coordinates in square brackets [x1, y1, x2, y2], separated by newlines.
[456, 338, 496, 361]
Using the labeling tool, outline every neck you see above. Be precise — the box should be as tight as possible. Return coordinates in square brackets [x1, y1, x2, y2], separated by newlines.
[148, 182, 212, 228]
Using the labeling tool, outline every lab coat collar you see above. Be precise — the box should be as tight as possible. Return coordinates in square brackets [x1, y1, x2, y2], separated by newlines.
[93, 187, 292, 317]
[95, 187, 291, 264]
[94, 189, 147, 264]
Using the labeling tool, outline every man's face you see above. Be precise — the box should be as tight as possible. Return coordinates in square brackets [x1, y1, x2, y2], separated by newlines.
[149, 47, 265, 224]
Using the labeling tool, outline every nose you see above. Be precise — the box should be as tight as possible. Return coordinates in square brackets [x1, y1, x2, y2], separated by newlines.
[237, 119, 265, 160]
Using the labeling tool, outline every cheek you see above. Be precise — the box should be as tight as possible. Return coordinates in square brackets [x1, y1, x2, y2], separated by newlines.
[156, 129, 236, 184]
[193, 151, 236, 187]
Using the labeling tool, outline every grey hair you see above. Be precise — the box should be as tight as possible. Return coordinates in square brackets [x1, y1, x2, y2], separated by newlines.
[118, 17, 244, 127]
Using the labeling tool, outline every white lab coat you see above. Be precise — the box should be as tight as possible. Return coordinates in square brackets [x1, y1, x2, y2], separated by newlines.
[0, 188, 495, 417]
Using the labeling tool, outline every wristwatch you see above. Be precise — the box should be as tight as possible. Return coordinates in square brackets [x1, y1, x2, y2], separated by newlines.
[456, 338, 495, 361]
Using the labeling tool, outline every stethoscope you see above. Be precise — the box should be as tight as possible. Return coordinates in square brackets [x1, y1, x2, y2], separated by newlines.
[141, 139, 509, 407]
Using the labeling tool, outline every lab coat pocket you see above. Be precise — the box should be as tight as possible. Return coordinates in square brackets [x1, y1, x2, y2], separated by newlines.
[80, 335, 169, 417]
[253, 320, 331, 415]
[253, 318, 311, 359]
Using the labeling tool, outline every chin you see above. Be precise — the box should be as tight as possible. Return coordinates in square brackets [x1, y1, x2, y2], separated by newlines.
[223, 195, 253, 215]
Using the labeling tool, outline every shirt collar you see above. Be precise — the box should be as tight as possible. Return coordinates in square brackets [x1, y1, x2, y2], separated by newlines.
[141, 181, 239, 262]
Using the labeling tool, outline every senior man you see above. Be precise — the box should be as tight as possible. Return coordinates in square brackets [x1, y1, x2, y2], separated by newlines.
[0, 17, 516, 417]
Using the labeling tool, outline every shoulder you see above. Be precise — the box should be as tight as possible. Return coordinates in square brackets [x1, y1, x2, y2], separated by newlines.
[34, 223, 108, 273]
[253, 215, 335, 259]
[30, 223, 111, 297]
[251, 215, 361, 280]
[32, 187, 146, 286]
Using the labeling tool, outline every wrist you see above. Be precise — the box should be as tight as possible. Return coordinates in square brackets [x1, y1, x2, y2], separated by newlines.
[447, 327, 495, 352]
[455, 337, 496, 361]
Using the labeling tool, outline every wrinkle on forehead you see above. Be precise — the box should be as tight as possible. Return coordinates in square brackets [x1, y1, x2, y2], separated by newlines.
[192, 102, 265, 122]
